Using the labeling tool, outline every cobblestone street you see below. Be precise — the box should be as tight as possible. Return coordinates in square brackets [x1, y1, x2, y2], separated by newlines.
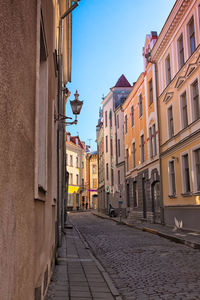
[69, 212, 200, 300]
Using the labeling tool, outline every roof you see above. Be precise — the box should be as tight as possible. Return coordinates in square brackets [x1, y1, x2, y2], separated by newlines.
[114, 74, 131, 88]
[66, 134, 84, 149]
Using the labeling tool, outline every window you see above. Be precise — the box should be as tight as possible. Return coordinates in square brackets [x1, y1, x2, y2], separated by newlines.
[169, 160, 176, 195]
[168, 106, 174, 138]
[188, 16, 196, 56]
[165, 54, 171, 85]
[82, 162, 84, 168]
[118, 139, 120, 157]
[93, 178, 97, 188]
[106, 163, 109, 180]
[106, 135, 108, 152]
[109, 110, 112, 128]
[132, 142, 136, 168]
[117, 115, 119, 129]
[66, 153, 68, 166]
[126, 148, 129, 171]
[149, 127, 153, 158]
[191, 80, 200, 121]
[38, 23, 48, 191]
[177, 34, 184, 69]
[118, 170, 120, 185]
[182, 154, 190, 193]
[105, 111, 107, 127]
[82, 178, 84, 187]
[70, 155, 73, 166]
[110, 138, 113, 157]
[133, 181, 138, 207]
[125, 115, 127, 134]
[70, 173, 73, 185]
[149, 79, 153, 105]
[93, 164, 97, 174]
[111, 169, 114, 186]
[139, 94, 143, 117]
[141, 135, 144, 163]
[76, 174, 79, 185]
[76, 157, 78, 168]
[194, 148, 200, 191]
[152, 124, 157, 156]
[131, 105, 134, 126]
[180, 92, 188, 128]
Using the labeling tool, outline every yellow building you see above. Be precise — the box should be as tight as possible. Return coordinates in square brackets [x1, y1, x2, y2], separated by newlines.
[151, 0, 200, 231]
[66, 133, 86, 210]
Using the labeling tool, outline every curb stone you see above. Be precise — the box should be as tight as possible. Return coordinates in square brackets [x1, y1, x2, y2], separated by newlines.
[72, 223, 121, 299]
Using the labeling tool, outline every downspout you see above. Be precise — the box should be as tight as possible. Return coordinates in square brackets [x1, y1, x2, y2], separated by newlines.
[153, 62, 165, 225]
[57, 1, 79, 246]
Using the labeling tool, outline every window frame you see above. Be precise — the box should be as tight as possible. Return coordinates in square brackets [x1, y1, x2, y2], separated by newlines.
[187, 15, 196, 56]
[167, 105, 174, 139]
[190, 79, 200, 122]
[132, 141, 136, 168]
[131, 105, 134, 127]
[140, 134, 145, 163]
[181, 151, 191, 194]
[139, 94, 143, 118]
[180, 91, 188, 129]
[177, 33, 185, 70]
[168, 159, 176, 196]
[165, 54, 171, 86]
[149, 79, 153, 105]
[105, 111, 107, 127]
[125, 114, 127, 134]
[191, 146, 200, 193]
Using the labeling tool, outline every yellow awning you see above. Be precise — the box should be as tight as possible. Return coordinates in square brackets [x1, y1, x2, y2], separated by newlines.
[68, 186, 79, 193]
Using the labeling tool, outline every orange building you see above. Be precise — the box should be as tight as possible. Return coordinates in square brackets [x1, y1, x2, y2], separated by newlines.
[123, 32, 161, 223]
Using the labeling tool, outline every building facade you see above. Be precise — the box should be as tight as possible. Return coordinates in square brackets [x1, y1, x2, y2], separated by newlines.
[102, 75, 132, 214]
[96, 108, 105, 213]
[0, 0, 74, 299]
[86, 152, 98, 209]
[123, 32, 161, 224]
[151, 0, 200, 231]
[66, 133, 86, 210]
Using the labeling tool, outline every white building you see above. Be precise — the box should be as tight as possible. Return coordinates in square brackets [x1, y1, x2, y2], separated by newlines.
[102, 74, 132, 214]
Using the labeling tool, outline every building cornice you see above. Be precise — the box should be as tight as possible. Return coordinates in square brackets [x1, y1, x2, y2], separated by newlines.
[151, 0, 191, 61]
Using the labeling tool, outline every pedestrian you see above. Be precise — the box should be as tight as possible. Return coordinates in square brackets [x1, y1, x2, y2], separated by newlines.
[86, 202, 88, 210]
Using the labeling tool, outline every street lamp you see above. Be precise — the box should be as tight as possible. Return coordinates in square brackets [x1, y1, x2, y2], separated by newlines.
[70, 90, 83, 115]
[55, 89, 83, 125]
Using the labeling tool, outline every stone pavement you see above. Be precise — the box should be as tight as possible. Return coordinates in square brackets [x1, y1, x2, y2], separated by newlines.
[93, 211, 200, 250]
[45, 222, 122, 300]
[71, 212, 200, 300]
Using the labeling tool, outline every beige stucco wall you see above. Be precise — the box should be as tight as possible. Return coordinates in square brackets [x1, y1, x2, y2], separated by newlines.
[0, 0, 69, 299]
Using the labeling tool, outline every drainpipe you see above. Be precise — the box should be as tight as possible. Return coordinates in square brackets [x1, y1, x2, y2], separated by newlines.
[153, 62, 165, 225]
[57, 0, 80, 246]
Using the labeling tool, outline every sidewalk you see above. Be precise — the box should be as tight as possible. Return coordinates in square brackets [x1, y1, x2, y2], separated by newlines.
[93, 211, 200, 250]
[45, 219, 122, 300]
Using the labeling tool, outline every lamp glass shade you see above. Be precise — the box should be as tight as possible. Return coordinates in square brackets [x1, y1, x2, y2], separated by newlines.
[70, 99, 83, 115]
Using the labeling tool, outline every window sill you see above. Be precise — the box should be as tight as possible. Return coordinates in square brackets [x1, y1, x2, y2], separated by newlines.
[193, 191, 200, 196]
[181, 192, 192, 197]
[168, 194, 177, 199]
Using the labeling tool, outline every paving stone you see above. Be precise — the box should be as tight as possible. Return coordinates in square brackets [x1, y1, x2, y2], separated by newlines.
[70, 212, 200, 300]
[70, 291, 92, 297]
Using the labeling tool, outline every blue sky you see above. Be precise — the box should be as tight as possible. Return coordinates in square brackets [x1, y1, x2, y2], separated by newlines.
[67, 0, 175, 150]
